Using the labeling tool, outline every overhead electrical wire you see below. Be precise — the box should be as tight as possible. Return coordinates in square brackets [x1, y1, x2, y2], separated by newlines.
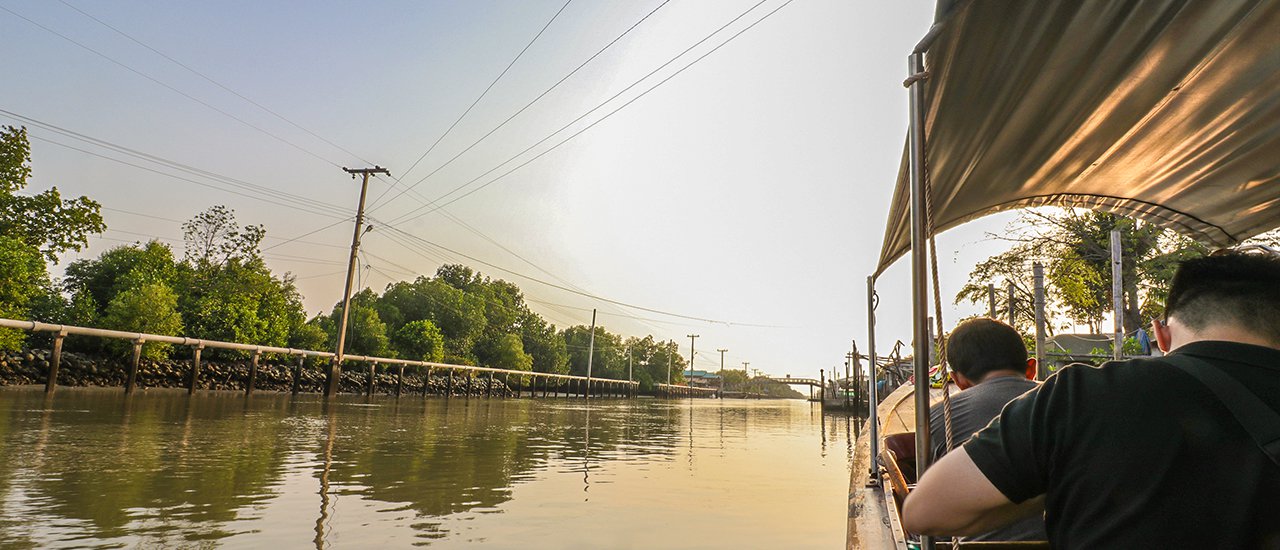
[382, 0, 790, 226]
[54, 0, 374, 166]
[368, 0, 671, 213]
[3, 110, 347, 217]
[388, 0, 574, 190]
[0, 5, 342, 168]
[373, 221, 784, 328]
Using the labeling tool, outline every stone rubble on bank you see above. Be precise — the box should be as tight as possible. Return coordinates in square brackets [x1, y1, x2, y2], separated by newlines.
[0, 349, 525, 396]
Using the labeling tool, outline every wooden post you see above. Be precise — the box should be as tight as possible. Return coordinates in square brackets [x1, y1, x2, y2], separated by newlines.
[125, 338, 144, 395]
[1111, 229, 1124, 360]
[466, 373, 473, 397]
[245, 349, 260, 395]
[424, 367, 433, 395]
[366, 362, 377, 396]
[292, 354, 304, 395]
[396, 363, 405, 396]
[446, 371, 454, 397]
[189, 345, 203, 394]
[487, 371, 494, 398]
[46, 330, 66, 395]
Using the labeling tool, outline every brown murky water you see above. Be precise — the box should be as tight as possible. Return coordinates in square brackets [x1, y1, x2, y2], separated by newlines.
[0, 387, 857, 549]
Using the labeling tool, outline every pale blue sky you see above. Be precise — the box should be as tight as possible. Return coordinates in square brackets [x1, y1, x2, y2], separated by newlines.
[1, 0, 1015, 377]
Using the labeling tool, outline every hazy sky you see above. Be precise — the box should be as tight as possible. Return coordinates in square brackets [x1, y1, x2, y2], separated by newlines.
[1, 0, 1018, 378]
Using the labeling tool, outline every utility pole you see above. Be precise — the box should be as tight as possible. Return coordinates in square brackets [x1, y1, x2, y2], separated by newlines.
[586, 309, 596, 399]
[327, 165, 389, 397]
[686, 334, 699, 384]
[717, 348, 728, 396]
[742, 361, 749, 395]
[667, 352, 672, 386]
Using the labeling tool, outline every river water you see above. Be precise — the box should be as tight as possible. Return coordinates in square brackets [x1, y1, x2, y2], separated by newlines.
[0, 387, 858, 549]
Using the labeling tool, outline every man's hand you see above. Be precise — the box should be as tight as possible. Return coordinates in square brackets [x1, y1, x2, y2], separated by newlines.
[902, 447, 1044, 535]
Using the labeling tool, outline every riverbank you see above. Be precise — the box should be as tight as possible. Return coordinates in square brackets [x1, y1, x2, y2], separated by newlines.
[0, 348, 516, 396]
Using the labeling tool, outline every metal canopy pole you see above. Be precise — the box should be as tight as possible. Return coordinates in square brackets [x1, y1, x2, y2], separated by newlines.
[906, 51, 934, 532]
[1111, 229, 1124, 360]
[1034, 262, 1047, 380]
[866, 276, 880, 484]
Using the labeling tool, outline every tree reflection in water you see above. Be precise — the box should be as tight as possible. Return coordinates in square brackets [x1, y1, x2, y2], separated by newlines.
[0, 388, 850, 548]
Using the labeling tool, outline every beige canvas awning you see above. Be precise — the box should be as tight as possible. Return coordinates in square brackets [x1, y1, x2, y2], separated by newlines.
[876, 0, 1280, 277]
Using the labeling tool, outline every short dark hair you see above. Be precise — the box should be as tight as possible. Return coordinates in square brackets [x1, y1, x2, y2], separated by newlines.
[1164, 251, 1280, 345]
[946, 318, 1028, 381]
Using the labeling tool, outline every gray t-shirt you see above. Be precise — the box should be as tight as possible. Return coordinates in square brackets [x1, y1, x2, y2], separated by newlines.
[929, 375, 1045, 542]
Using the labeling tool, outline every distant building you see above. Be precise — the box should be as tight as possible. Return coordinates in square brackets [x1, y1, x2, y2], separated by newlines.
[683, 370, 721, 388]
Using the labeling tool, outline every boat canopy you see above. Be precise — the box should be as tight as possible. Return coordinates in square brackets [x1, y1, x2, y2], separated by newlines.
[876, 0, 1280, 277]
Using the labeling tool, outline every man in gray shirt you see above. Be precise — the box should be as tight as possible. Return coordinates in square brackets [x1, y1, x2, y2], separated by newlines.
[928, 317, 1045, 542]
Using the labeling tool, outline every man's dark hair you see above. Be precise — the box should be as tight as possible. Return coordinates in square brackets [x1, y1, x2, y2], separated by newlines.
[946, 318, 1028, 381]
[1164, 251, 1280, 345]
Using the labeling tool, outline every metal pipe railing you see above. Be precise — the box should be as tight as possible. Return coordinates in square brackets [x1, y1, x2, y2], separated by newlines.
[0, 318, 638, 393]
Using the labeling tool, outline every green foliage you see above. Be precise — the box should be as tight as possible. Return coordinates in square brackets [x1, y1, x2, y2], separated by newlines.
[177, 261, 303, 351]
[0, 235, 50, 350]
[64, 240, 178, 319]
[101, 283, 183, 360]
[324, 295, 389, 357]
[181, 205, 264, 267]
[481, 333, 532, 372]
[176, 207, 304, 355]
[394, 319, 445, 362]
[288, 322, 329, 352]
[0, 126, 105, 261]
[958, 209, 1204, 334]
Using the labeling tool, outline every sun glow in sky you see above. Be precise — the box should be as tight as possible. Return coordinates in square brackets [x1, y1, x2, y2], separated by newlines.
[1, 0, 1017, 378]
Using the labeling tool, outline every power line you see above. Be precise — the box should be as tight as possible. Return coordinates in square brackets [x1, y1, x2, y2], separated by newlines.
[3, 110, 346, 217]
[369, 0, 671, 213]
[383, 0, 788, 226]
[54, 0, 373, 165]
[24, 134, 344, 219]
[101, 205, 351, 250]
[374, 222, 784, 328]
[0, 5, 342, 168]
[389, 0, 574, 190]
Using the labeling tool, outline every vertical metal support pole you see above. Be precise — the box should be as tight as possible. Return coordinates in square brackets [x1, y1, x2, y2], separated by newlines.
[329, 166, 389, 398]
[466, 372, 473, 397]
[988, 283, 997, 318]
[1007, 282, 1016, 328]
[487, 371, 494, 398]
[424, 367, 433, 395]
[126, 338, 144, 395]
[586, 309, 596, 399]
[867, 276, 880, 481]
[246, 349, 260, 396]
[687, 334, 699, 385]
[189, 345, 203, 394]
[396, 363, 405, 396]
[292, 354, 304, 395]
[46, 330, 66, 395]
[367, 362, 377, 396]
[1034, 262, 1047, 380]
[447, 371, 454, 397]
[1111, 229, 1124, 360]
[906, 52, 934, 513]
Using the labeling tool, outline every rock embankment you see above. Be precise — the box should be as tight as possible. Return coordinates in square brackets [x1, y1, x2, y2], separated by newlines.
[0, 349, 518, 396]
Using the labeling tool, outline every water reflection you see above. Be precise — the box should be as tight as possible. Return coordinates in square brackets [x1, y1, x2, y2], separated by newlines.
[0, 388, 856, 549]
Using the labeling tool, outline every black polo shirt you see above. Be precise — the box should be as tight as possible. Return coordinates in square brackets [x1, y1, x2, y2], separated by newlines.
[964, 341, 1280, 549]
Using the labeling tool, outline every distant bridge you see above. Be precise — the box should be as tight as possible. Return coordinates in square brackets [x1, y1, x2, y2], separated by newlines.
[769, 377, 821, 387]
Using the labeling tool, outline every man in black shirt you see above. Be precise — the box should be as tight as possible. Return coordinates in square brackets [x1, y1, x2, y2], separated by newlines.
[927, 318, 1044, 542]
[902, 251, 1280, 548]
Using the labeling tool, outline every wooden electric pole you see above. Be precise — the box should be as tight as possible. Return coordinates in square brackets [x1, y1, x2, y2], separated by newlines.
[327, 165, 390, 397]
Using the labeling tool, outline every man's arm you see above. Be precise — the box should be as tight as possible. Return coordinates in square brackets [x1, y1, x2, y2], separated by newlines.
[901, 447, 1044, 536]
